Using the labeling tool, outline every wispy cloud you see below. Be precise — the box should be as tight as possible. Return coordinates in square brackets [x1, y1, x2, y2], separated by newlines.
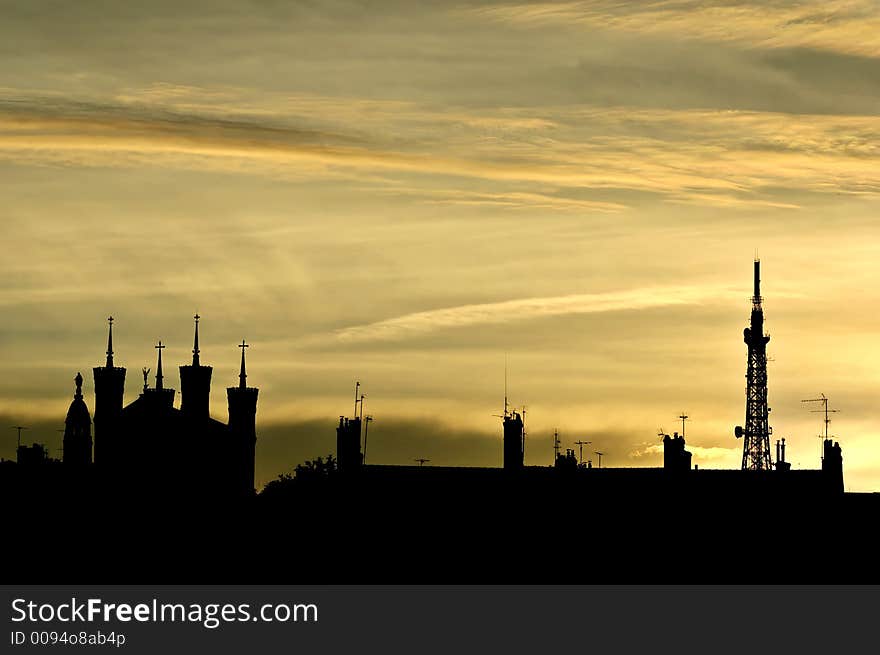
[4, 92, 880, 211]
[398, 188, 626, 212]
[465, 1, 880, 58]
[330, 285, 747, 344]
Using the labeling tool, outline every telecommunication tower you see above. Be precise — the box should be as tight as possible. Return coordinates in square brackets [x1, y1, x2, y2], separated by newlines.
[735, 259, 773, 470]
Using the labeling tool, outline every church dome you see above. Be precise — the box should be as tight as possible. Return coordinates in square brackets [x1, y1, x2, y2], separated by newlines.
[65, 372, 92, 427]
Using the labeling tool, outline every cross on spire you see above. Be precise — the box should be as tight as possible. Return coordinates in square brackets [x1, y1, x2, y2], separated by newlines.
[192, 313, 201, 366]
[105, 316, 114, 367]
[155, 340, 166, 389]
[238, 339, 249, 389]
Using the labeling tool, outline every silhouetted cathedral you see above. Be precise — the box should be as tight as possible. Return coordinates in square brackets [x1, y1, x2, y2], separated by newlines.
[89, 315, 258, 498]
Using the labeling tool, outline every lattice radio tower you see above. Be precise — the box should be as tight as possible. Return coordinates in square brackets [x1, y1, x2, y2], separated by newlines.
[736, 259, 773, 470]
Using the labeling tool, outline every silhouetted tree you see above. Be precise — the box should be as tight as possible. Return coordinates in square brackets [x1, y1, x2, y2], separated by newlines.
[294, 454, 337, 481]
[259, 454, 337, 499]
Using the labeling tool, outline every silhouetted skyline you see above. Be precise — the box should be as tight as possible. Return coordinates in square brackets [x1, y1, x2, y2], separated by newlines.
[3, 2, 880, 492]
[0, 259, 853, 506]
[1, 257, 874, 492]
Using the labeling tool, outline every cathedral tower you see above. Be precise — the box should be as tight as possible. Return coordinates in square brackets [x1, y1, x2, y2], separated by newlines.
[227, 340, 258, 495]
[179, 314, 213, 419]
[92, 317, 125, 466]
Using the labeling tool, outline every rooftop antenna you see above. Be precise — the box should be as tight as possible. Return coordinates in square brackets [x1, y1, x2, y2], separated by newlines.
[357, 392, 366, 445]
[354, 381, 360, 416]
[594, 451, 605, 468]
[414, 458, 430, 467]
[503, 355, 509, 418]
[679, 413, 689, 440]
[363, 415, 373, 465]
[574, 440, 591, 464]
[553, 429, 560, 463]
[11, 426, 28, 449]
[801, 394, 839, 441]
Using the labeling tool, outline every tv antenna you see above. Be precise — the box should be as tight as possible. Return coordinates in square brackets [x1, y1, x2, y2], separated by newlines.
[801, 394, 838, 441]
[678, 413, 689, 439]
[553, 429, 561, 463]
[11, 426, 28, 449]
[503, 354, 510, 418]
[574, 440, 591, 464]
[363, 415, 373, 465]
[594, 451, 605, 468]
[414, 458, 430, 467]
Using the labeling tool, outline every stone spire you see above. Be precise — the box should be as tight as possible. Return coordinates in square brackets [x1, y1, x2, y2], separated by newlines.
[228, 339, 258, 495]
[155, 341, 166, 390]
[238, 339, 249, 389]
[180, 315, 212, 419]
[192, 314, 201, 366]
[105, 316, 114, 368]
[93, 316, 126, 467]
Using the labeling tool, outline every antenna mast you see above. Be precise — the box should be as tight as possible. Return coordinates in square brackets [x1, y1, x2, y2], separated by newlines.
[504, 355, 509, 418]
[802, 394, 839, 460]
[11, 425, 28, 449]
[801, 394, 839, 441]
[363, 415, 373, 465]
[736, 259, 773, 470]
[574, 440, 591, 465]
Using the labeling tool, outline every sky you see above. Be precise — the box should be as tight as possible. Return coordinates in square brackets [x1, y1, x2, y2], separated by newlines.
[1, 1, 879, 491]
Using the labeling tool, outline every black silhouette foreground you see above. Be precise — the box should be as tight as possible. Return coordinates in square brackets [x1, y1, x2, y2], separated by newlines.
[3, 265, 879, 583]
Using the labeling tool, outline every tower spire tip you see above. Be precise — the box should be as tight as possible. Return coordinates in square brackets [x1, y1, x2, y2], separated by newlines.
[155, 340, 165, 390]
[192, 313, 201, 366]
[238, 339, 249, 389]
[105, 315, 115, 367]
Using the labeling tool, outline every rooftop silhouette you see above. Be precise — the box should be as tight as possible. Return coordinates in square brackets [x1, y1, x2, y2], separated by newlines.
[1, 262, 874, 584]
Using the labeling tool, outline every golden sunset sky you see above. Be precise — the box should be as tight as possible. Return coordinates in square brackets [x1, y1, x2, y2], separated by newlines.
[2, 1, 879, 491]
